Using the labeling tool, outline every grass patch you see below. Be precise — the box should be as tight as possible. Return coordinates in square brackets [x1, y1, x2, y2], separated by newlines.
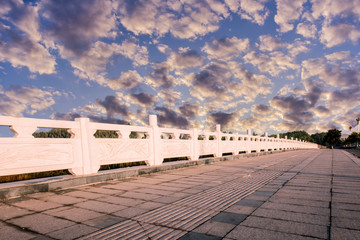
[199, 154, 214, 159]
[222, 152, 233, 156]
[163, 157, 188, 163]
[0, 170, 70, 183]
[100, 161, 147, 170]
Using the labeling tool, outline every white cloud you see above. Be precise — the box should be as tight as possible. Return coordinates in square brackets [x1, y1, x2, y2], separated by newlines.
[118, 40, 149, 67]
[202, 37, 249, 60]
[157, 44, 171, 54]
[311, 0, 360, 23]
[158, 89, 182, 107]
[258, 35, 283, 52]
[190, 61, 273, 107]
[64, 41, 118, 85]
[63, 40, 148, 87]
[118, 0, 226, 39]
[0, 0, 56, 74]
[207, 0, 230, 17]
[225, 0, 269, 25]
[145, 62, 176, 89]
[107, 70, 143, 90]
[121, 91, 157, 108]
[0, 33, 56, 74]
[286, 39, 310, 57]
[296, 22, 317, 39]
[244, 51, 298, 76]
[267, 52, 360, 132]
[229, 62, 273, 102]
[310, 0, 360, 48]
[167, 49, 205, 70]
[5, 0, 41, 42]
[239, 0, 269, 25]
[0, 85, 57, 116]
[206, 108, 248, 130]
[118, 0, 164, 36]
[320, 23, 360, 48]
[258, 35, 309, 57]
[326, 88, 360, 114]
[301, 53, 360, 89]
[41, 0, 117, 55]
[325, 51, 352, 63]
[274, 0, 307, 32]
[252, 104, 273, 115]
[224, 0, 241, 12]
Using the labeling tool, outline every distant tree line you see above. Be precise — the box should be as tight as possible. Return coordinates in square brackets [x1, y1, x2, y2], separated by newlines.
[274, 129, 359, 148]
[32, 129, 137, 138]
[269, 130, 342, 148]
[32, 128, 358, 149]
[268, 130, 326, 145]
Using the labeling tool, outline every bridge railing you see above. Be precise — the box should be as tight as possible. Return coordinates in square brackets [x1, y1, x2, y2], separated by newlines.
[0, 115, 318, 176]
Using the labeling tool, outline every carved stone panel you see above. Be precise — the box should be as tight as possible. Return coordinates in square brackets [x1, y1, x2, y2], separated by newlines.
[96, 140, 150, 164]
[222, 142, 236, 152]
[198, 141, 217, 155]
[161, 140, 191, 158]
[0, 143, 73, 173]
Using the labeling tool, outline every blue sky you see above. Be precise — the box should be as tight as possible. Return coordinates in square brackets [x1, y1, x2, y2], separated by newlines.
[0, 0, 359, 134]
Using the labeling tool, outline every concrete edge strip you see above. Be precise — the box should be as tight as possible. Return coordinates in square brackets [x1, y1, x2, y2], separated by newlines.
[0, 149, 302, 200]
[341, 150, 360, 167]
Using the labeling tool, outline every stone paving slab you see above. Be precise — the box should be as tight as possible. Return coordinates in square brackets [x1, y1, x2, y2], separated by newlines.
[1, 149, 360, 239]
[225, 225, 319, 240]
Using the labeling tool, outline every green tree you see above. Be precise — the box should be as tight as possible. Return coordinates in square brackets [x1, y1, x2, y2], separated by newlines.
[33, 128, 71, 138]
[324, 129, 342, 148]
[280, 131, 312, 142]
[310, 132, 327, 145]
[94, 130, 119, 138]
[344, 132, 360, 145]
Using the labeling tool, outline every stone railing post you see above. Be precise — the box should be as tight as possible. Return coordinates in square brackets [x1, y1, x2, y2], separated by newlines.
[149, 115, 162, 165]
[246, 129, 252, 153]
[191, 128, 199, 160]
[216, 124, 221, 157]
[264, 132, 268, 151]
[70, 118, 99, 175]
[235, 133, 239, 155]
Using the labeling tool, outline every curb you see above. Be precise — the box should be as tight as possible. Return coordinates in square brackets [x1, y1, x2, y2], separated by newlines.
[0, 149, 300, 200]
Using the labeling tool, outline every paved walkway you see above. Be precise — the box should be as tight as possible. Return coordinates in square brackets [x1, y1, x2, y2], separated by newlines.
[1, 149, 360, 240]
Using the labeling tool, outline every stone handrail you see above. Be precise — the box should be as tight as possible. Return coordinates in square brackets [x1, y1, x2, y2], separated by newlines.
[0, 115, 318, 176]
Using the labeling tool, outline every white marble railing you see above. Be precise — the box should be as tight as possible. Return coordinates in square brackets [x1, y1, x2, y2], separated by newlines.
[0, 115, 318, 176]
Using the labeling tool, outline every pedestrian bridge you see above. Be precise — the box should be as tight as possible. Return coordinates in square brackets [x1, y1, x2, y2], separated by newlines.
[0, 115, 317, 178]
[1, 149, 360, 239]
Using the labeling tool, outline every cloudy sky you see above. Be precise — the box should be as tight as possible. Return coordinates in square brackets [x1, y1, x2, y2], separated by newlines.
[0, 0, 359, 135]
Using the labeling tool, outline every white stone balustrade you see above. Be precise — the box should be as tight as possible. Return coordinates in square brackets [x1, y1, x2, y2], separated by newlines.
[0, 115, 318, 177]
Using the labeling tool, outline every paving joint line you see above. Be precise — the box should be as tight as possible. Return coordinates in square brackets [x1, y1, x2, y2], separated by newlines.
[82, 152, 322, 239]
[220, 151, 325, 239]
[327, 149, 334, 240]
[80, 171, 286, 238]
[341, 149, 360, 168]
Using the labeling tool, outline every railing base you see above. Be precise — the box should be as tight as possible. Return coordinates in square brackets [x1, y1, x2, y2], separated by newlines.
[0, 148, 305, 200]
